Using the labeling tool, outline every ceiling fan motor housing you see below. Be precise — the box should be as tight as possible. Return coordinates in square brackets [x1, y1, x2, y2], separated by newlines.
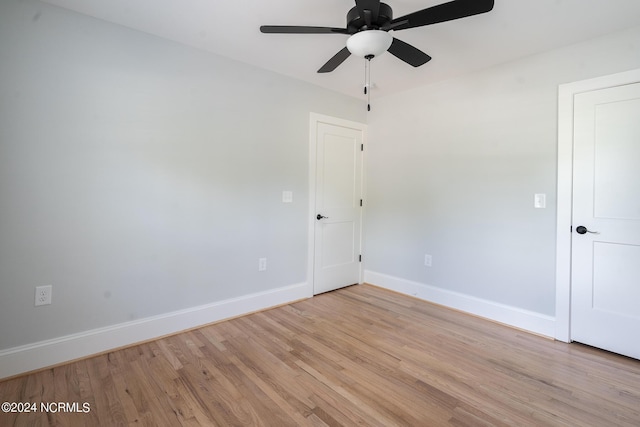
[347, 3, 393, 32]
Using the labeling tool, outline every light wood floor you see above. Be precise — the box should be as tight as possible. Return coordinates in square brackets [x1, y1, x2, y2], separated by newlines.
[1, 284, 639, 426]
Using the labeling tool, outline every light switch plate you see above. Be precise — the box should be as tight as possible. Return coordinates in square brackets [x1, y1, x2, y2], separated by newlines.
[282, 191, 293, 203]
[534, 193, 546, 209]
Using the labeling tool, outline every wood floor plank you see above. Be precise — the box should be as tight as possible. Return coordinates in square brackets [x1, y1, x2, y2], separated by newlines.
[2, 284, 640, 426]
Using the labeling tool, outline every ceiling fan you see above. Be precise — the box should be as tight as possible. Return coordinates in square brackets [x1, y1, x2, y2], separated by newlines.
[260, 0, 495, 73]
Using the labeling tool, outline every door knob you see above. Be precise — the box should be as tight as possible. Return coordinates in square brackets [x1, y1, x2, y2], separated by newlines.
[576, 225, 599, 235]
[317, 214, 328, 220]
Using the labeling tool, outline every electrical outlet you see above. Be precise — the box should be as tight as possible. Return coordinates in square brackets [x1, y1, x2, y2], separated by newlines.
[424, 254, 432, 267]
[35, 285, 52, 306]
[258, 258, 267, 272]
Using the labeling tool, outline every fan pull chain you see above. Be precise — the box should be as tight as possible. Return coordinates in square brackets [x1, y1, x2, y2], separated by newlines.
[364, 59, 368, 95]
[367, 57, 371, 111]
[365, 55, 373, 111]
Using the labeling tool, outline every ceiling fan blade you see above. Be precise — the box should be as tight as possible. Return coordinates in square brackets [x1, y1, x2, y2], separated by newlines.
[260, 25, 349, 34]
[387, 38, 431, 67]
[355, 0, 381, 26]
[318, 47, 352, 73]
[388, 0, 494, 31]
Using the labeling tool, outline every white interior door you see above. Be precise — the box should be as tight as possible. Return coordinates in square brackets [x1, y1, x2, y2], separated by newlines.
[571, 82, 640, 359]
[312, 118, 363, 295]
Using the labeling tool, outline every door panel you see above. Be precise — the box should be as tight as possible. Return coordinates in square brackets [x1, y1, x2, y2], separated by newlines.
[571, 83, 640, 359]
[593, 99, 640, 220]
[592, 242, 640, 317]
[321, 221, 355, 268]
[322, 134, 359, 207]
[313, 121, 363, 295]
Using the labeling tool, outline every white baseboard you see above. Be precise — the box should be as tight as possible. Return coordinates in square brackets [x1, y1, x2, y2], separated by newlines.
[364, 271, 555, 338]
[0, 282, 310, 380]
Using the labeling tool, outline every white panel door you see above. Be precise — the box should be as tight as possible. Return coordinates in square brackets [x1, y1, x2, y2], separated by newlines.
[571, 82, 640, 359]
[313, 121, 363, 295]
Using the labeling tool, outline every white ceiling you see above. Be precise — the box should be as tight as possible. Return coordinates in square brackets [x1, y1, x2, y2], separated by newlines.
[40, 0, 640, 98]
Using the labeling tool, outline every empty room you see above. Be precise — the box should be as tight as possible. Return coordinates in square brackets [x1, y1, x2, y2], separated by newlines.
[1, 0, 640, 425]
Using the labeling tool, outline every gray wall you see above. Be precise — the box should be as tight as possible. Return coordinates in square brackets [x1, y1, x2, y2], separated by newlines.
[3, 0, 639, 355]
[0, 0, 365, 350]
[364, 25, 640, 316]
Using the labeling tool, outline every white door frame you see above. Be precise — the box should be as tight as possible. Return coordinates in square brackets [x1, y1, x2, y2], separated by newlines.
[307, 113, 367, 294]
[555, 68, 640, 342]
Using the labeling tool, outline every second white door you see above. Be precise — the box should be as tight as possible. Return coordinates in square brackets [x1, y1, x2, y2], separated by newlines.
[312, 118, 364, 295]
[571, 82, 640, 360]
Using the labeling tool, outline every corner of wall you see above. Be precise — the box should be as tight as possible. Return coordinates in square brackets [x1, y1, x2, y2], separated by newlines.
[364, 270, 556, 338]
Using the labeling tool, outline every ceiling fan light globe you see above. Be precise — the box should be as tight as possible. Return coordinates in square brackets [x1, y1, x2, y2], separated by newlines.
[346, 30, 393, 58]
